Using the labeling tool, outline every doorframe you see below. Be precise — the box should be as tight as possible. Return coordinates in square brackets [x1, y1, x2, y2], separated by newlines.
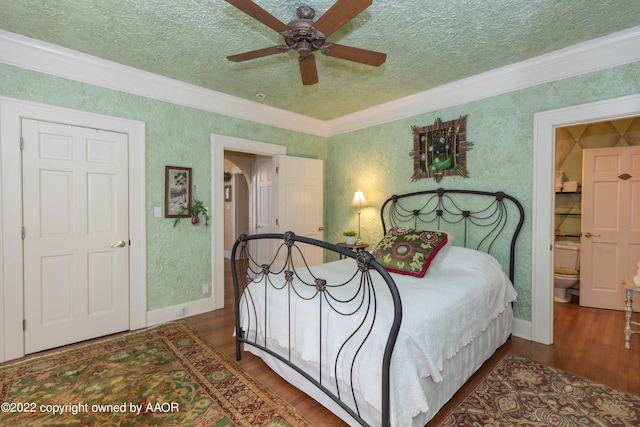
[0, 97, 146, 362]
[211, 134, 285, 310]
[532, 93, 640, 345]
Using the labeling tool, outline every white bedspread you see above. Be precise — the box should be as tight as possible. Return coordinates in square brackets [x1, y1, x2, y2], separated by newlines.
[239, 246, 517, 426]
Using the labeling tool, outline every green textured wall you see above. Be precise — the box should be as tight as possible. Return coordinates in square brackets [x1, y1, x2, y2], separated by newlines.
[2, 60, 639, 320]
[326, 62, 640, 321]
[0, 63, 326, 311]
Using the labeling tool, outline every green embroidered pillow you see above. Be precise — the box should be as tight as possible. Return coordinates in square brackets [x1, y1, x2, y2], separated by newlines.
[372, 228, 449, 277]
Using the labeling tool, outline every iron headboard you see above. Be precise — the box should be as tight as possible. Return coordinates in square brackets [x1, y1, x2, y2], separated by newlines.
[380, 188, 525, 283]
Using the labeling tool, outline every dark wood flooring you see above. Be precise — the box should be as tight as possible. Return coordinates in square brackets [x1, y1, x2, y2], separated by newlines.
[186, 261, 640, 426]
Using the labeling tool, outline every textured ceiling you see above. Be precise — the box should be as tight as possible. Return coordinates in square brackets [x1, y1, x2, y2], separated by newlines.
[1, 0, 639, 120]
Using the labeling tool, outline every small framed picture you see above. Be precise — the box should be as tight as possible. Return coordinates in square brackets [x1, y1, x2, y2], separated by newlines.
[165, 166, 192, 218]
[224, 185, 232, 202]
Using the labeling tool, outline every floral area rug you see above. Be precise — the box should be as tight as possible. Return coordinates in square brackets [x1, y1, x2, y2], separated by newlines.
[0, 321, 313, 426]
[439, 354, 640, 427]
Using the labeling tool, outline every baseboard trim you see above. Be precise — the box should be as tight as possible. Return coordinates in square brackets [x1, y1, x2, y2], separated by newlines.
[146, 297, 216, 327]
[512, 317, 532, 342]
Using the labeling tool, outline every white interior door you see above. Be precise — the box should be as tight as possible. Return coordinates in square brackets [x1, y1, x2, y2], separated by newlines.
[22, 119, 130, 354]
[277, 155, 324, 266]
[254, 156, 275, 235]
[580, 146, 640, 310]
[251, 156, 276, 270]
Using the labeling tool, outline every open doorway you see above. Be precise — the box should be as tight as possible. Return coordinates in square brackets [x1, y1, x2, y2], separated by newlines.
[554, 118, 640, 311]
[223, 154, 252, 258]
[532, 94, 640, 345]
[211, 134, 286, 311]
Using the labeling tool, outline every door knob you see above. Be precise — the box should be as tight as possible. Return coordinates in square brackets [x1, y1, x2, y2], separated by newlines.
[318, 226, 324, 231]
[110, 240, 126, 248]
[584, 232, 600, 238]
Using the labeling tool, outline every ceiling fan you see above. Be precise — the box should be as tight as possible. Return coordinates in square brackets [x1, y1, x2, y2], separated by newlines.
[224, 0, 386, 85]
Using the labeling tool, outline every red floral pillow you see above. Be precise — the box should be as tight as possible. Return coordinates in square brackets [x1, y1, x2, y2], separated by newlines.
[372, 228, 448, 277]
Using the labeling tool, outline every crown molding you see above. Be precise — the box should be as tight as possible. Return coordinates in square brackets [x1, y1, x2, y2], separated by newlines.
[1, 26, 638, 138]
[326, 25, 640, 136]
[0, 30, 328, 137]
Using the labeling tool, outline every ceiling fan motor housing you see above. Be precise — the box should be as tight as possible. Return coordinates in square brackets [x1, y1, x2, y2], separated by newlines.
[284, 6, 326, 57]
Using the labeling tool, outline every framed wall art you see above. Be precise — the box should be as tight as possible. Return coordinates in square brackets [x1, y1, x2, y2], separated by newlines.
[410, 115, 473, 182]
[165, 166, 192, 218]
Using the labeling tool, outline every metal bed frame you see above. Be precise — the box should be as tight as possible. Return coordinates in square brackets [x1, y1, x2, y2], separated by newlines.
[230, 188, 524, 427]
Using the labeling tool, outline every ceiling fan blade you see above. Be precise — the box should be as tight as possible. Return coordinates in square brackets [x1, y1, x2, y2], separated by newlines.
[299, 55, 319, 85]
[321, 43, 386, 66]
[227, 46, 288, 62]
[313, 0, 372, 38]
[224, 0, 290, 33]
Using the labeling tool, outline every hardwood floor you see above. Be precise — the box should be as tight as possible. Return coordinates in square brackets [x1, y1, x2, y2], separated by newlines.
[186, 262, 640, 426]
[6, 260, 638, 427]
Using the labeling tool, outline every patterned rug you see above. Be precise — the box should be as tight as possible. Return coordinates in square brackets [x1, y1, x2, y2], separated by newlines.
[0, 321, 313, 426]
[439, 354, 640, 427]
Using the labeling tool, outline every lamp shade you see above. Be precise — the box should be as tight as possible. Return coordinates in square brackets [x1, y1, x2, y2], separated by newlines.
[350, 189, 368, 207]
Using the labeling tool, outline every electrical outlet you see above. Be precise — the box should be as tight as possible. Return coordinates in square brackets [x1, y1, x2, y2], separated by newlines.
[202, 283, 209, 294]
[176, 307, 187, 318]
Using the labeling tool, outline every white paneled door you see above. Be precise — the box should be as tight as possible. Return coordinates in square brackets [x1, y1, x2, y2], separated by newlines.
[22, 119, 130, 354]
[580, 146, 640, 310]
[251, 155, 277, 272]
[249, 155, 324, 269]
[277, 155, 324, 266]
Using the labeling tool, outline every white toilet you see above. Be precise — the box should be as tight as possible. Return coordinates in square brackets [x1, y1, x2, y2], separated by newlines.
[554, 241, 580, 303]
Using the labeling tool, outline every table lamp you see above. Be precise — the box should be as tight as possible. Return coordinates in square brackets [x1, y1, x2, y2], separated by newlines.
[350, 189, 368, 245]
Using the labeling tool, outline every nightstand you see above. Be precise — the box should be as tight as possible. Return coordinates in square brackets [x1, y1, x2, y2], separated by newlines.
[623, 278, 640, 349]
[335, 242, 369, 259]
